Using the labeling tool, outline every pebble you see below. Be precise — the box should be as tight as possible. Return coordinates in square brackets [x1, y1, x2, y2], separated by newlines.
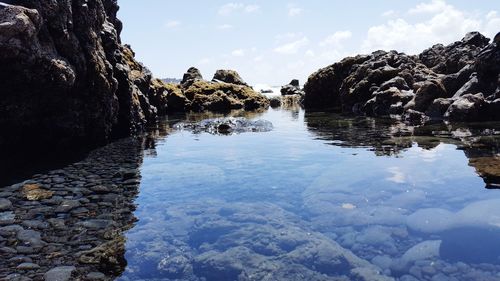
[86, 272, 106, 280]
[44, 266, 76, 281]
[0, 198, 13, 211]
[55, 200, 81, 213]
[17, 229, 45, 247]
[0, 211, 16, 225]
[16, 262, 40, 270]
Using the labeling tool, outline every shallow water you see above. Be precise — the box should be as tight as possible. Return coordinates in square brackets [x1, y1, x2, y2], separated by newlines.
[116, 108, 500, 280]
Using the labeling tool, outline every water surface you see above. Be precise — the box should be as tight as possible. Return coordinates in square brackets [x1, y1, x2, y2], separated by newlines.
[119, 108, 500, 281]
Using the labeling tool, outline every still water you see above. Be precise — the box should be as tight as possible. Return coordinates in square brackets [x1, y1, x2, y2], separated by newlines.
[119, 108, 500, 281]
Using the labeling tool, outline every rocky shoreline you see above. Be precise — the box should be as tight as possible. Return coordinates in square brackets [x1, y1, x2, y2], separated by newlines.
[0, 137, 146, 280]
[303, 32, 500, 124]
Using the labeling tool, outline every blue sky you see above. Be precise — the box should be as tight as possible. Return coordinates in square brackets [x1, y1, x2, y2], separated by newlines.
[118, 0, 499, 85]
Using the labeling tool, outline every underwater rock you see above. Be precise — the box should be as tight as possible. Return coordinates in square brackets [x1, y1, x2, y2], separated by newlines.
[439, 226, 500, 264]
[174, 117, 273, 135]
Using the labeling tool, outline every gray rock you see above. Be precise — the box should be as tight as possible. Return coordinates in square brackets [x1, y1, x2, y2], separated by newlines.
[77, 219, 116, 230]
[85, 272, 106, 280]
[17, 229, 45, 248]
[0, 198, 12, 211]
[44, 266, 76, 281]
[0, 211, 15, 225]
[55, 200, 81, 213]
[16, 262, 40, 270]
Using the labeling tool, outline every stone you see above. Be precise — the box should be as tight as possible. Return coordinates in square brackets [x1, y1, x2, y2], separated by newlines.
[44, 266, 76, 281]
[0, 211, 15, 225]
[85, 272, 106, 280]
[17, 229, 45, 248]
[181, 67, 203, 88]
[444, 93, 487, 122]
[55, 200, 81, 213]
[0, 198, 12, 211]
[16, 262, 40, 270]
[0, 0, 163, 152]
[269, 97, 282, 108]
[212, 69, 249, 86]
[21, 184, 54, 201]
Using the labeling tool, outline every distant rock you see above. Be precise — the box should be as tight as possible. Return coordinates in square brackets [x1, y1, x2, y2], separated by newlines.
[181, 67, 203, 88]
[303, 31, 500, 124]
[162, 68, 269, 112]
[212, 69, 249, 86]
[281, 79, 305, 96]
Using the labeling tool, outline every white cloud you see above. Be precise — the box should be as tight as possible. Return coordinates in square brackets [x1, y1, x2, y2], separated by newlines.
[382, 10, 396, 17]
[274, 36, 309, 55]
[218, 3, 260, 15]
[288, 4, 303, 17]
[409, 0, 447, 14]
[320, 30, 352, 47]
[231, 49, 245, 56]
[253, 56, 264, 62]
[305, 49, 315, 57]
[217, 24, 234, 30]
[361, 0, 499, 54]
[245, 4, 260, 13]
[165, 20, 181, 28]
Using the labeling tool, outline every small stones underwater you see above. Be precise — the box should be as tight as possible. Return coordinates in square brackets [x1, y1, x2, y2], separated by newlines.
[3, 109, 500, 281]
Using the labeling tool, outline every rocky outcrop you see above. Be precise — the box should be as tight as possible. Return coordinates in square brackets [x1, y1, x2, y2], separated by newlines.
[212, 69, 249, 86]
[304, 32, 500, 124]
[162, 68, 269, 112]
[0, 0, 164, 152]
[281, 79, 305, 96]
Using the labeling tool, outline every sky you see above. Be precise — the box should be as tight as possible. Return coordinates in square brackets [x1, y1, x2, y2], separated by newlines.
[118, 0, 499, 86]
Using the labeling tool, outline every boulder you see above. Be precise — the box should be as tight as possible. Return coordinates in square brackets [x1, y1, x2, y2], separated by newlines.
[425, 98, 453, 119]
[269, 97, 282, 108]
[281, 80, 305, 96]
[406, 80, 447, 112]
[444, 93, 487, 122]
[212, 69, 248, 86]
[0, 0, 162, 151]
[181, 67, 203, 88]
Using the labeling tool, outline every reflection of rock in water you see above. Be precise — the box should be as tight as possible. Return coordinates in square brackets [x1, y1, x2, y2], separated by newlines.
[0, 138, 147, 280]
[440, 227, 500, 264]
[174, 117, 273, 135]
[305, 111, 500, 187]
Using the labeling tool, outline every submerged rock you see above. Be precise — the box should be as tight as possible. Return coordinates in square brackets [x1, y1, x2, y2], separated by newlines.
[174, 117, 273, 135]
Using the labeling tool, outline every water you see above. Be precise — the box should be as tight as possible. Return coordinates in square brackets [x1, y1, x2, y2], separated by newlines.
[119, 108, 500, 280]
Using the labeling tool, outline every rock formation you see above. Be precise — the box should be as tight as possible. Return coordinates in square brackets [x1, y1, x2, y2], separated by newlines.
[281, 79, 305, 96]
[304, 31, 500, 124]
[162, 68, 270, 112]
[0, 0, 165, 152]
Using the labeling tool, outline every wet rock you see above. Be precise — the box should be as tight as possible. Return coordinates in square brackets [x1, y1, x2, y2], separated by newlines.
[269, 97, 282, 108]
[22, 220, 49, 230]
[78, 219, 116, 230]
[281, 79, 305, 96]
[406, 80, 447, 112]
[21, 184, 54, 201]
[212, 69, 249, 86]
[55, 200, 81, 213]
[16, 262, 40, 270]
[0, 198, 12, 211]
[17, 229, 45, 248]
[85, 272, 106, 280]
[426, 98, 453, 119]
[444, 93, 487, 122]
[157, 254, 191, 278]
[0, 211, 16, 225]
[174, 117, 273, 135]
[44, 266, 76, 281]
[78, 237, 127, 275]
[403, 110, 429, 125]
[0, 0, 162, 152]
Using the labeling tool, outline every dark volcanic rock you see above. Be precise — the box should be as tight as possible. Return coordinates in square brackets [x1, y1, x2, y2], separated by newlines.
[304, 32, 500, 124]
[212, 69, 248, 86]
[281, 79, 305, 96]
[0, 0, 164, 152]
[162, 68, 269, 112]
[181, 67, 203, 88]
